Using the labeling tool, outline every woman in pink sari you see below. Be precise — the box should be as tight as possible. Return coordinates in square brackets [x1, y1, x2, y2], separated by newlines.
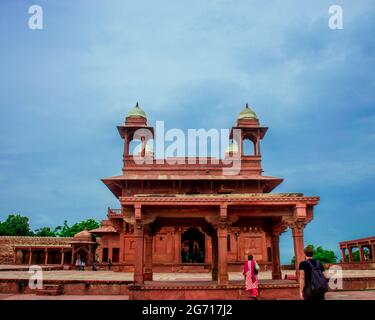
[243, 255, 259, 299]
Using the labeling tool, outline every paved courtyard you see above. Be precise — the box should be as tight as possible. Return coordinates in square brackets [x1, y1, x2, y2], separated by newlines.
[0, 291, 374, 300]
[0, 269, 374, 300]
[0, 270, 274, 281]
[0, 269, 374, 281]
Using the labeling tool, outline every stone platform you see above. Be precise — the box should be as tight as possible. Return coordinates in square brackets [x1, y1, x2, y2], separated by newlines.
[0, 270, 374, 299]
[128, 280, 299, 300]
[0, 265, 63, 272]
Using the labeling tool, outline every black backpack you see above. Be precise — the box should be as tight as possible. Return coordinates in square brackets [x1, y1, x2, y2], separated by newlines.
[306, 260, 328, 295]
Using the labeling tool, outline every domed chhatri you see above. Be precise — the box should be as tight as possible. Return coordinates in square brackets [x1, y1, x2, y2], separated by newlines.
[73, 229, 93, 242]
[126, 102, 147, 119]
[237, 103, 257, 120]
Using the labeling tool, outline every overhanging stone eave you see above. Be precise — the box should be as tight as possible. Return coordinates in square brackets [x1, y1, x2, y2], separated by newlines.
[119, 194, 320, 207]
[101, 177, 123, 198]
[102, 174, 284, 181]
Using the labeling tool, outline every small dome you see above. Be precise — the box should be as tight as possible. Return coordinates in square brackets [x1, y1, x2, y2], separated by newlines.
[126, 102, 147, 119]
[237, 103, 257, 120]
[73, 229, 92, 241]
[225, 143, 239, 153]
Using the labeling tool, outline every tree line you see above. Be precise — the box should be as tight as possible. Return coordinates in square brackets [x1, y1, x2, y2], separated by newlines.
[0, 214, 100, 237]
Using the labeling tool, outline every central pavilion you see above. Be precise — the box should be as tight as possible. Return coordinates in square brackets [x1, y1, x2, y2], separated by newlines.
[91, 103, 319, 288]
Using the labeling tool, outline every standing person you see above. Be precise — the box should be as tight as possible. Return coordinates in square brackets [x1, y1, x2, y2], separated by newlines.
[298, 246, 328, 300]
[243, 255, 259, 300]
[108, 258, 112, 270]
[75, 258, 80, 271]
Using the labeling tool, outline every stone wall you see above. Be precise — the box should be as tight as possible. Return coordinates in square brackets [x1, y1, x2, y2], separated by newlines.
[325, 262, 375, 270]
[0, 236, 73, 265]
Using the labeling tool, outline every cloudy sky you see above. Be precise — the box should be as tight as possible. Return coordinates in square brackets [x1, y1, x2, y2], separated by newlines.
[0, 1, 374, 262]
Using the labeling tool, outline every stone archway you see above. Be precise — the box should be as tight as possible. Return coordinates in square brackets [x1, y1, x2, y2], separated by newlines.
[47, 250, 62, 264]
[74, 247, 89, 264]
[181, 227, 205, 263]
[31, 250, 45, 265]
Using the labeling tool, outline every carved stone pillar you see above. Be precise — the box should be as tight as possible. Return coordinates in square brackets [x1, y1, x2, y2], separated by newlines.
[359, 245, 365, 262]
[211, 229, 218, 281]
[133, 205, 144, 284]
[61, 249, 65, 265]
[28, 249, 32, 265]
[174, 228, 181, 264]
[217, 204, 229, 284]
[271, 233, 282, 280]
[348, 247, 353, 263]
[144, 227, 153, 281]
[13, 249, 17, 265]
[218, 226, 228, 284]
[44, 249, 48, 265]
[341, 248, 346, 263]
[291, 221, 305, 277]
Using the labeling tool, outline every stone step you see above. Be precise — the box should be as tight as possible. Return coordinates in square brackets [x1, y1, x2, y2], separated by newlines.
[35, 284, 63, 296]
[178, 265, 211, 273]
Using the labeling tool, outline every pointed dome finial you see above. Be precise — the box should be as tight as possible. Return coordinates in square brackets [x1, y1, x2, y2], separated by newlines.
[237, 103, 257, 120]
[126, 102, 147, 119]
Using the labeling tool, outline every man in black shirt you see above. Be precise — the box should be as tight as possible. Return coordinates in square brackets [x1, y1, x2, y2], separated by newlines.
[298, 246, 326, 300]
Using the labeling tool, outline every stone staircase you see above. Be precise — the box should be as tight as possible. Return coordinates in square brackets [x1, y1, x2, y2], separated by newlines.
[35, 284, 64, 296]
[177, 264, 211, 273]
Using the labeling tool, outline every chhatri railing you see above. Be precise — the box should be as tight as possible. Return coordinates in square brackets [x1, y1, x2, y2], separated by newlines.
[107, 208, 122, 217]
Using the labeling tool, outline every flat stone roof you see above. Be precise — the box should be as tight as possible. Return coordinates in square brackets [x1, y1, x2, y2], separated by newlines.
[132, 193, 304, 198]
[339, 236, 375, 246]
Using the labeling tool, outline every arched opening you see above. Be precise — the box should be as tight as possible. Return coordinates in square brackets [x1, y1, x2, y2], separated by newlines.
[349, 248, 360, 262]
[181, 227, 205, 263]
[63, 251, 72, 265]
[74, 248, 89, 265]
[47, 250, 62, 264]
[31, 250, 45, 265]
[242, 139, 255, 156]
[363, 247, 372, 261]
[21, 250, 29, 264]
[128, 139, 142, 156]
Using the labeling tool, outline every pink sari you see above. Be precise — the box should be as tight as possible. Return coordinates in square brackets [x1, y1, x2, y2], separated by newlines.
[243, 260, 259, 297]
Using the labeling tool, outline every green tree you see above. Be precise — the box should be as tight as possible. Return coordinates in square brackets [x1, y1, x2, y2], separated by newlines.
[55, 219, 100, 237]
[53, 220, 70, 237]
[34, 227, 56, 237]
[291, 244, 337, 264]
[0, 214, 33, 236]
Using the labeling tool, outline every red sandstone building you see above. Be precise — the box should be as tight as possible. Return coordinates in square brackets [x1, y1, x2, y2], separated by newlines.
[340, 236, 375, 263]
[89, 103, 320, 284]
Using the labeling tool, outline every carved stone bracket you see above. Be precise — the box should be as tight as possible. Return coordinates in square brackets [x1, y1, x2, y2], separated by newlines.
[134, 221, 144, 230]
[290, 221, 305, 238]
[271, 222, 288, 237]
[123, 215, 135, 225]
[205, 216, 219, 228]
[134, 204, 142, 222]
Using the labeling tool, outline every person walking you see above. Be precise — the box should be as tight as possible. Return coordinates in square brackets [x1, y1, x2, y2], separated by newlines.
[298, 246, 328, 300]
[243, 254, 259, 300]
